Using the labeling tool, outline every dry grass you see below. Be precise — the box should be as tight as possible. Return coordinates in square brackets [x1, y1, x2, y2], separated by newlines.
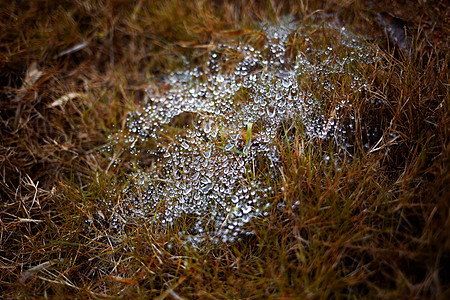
[1, 0, 448, 298]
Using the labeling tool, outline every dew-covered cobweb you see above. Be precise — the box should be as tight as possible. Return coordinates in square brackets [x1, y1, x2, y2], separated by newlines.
[103, 18, 378, 245]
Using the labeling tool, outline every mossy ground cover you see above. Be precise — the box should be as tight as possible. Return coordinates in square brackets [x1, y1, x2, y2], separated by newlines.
[1, 0, 448, 298]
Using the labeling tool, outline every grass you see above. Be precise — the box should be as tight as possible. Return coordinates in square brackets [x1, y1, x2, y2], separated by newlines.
[1, 0, 449, 298]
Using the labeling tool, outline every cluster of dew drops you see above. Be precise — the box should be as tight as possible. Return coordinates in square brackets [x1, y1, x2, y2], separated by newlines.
[104, 19, 378, 245]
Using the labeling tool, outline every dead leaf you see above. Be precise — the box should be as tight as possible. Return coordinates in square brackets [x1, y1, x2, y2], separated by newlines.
[375, 12, 412, 53]
[19, 259, 64, 283]
[108, 276, 138, 285]
[175, 41, 216, 50]
[13, 62, 43, 102]
[49, 92, 85, 107]
[23, 62, 43, 88]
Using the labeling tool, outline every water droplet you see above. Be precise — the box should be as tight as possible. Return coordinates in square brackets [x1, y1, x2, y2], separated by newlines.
[242, 205, 252, 214]
[204, 121, 212, 134]
[266, 106, 276, 118]
[203, 149, 212, 159]
[224, 143, 234, 151]
[181, 141, 189, 149]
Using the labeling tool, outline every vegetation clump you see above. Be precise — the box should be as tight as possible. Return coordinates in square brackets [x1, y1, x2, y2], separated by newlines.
[107, 18, 380, 246]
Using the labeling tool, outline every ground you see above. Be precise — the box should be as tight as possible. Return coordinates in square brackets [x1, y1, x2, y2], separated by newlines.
[0, 0, 449, 298]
